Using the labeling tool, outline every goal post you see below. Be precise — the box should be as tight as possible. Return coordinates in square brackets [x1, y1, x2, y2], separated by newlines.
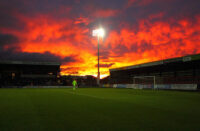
[133, 76, 156, 89]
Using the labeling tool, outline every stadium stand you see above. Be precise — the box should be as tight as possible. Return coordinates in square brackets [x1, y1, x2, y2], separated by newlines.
[109, 54, 200, 86]
[0, 61, 60, 87]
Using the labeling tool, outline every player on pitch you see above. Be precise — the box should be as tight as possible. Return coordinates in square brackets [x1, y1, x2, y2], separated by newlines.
[72, 79, 77, 91]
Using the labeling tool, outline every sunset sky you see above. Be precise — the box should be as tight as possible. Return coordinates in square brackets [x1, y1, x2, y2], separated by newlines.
[0, 0, 200, 77]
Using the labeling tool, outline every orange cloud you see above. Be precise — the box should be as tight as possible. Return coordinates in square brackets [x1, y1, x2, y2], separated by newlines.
[104, 16, 200, 68]
[2, 13, 200, 78]
[74, 17, 90, 25]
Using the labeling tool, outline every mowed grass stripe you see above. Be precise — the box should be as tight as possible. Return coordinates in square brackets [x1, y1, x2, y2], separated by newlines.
[0, 89, 45, 130]
[62, 88, 200, 116]
[56, 88, 200, 130]
[0, 88, 200, 131]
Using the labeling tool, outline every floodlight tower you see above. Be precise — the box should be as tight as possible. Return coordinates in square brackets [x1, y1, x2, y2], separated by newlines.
[93, 28, 105, 86]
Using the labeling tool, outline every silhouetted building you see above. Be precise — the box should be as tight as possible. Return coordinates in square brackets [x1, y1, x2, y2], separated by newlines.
[0, 61, 60, 87]
[100, 76, 110, 84]
[110, 54, 200, 85]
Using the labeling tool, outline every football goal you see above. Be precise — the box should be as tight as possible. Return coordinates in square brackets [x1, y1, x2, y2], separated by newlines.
[133, 76, 156, 89]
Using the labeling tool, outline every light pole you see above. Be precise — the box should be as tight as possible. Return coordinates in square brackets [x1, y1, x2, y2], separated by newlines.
[93, 28, 105, 86]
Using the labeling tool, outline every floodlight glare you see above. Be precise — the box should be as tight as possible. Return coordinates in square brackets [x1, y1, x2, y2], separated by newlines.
[93, 28, 105, 38]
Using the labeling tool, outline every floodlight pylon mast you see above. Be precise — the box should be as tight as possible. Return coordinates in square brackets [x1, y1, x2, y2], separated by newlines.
[92, 27, 105, 86]
[97, 36, 100, 86]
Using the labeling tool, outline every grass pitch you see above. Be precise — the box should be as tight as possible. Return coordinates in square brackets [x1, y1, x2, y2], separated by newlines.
[0, 88, 200, 131]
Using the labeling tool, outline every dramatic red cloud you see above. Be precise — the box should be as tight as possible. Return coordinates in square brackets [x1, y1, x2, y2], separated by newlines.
[74, 17, 90, 25]
[2, 12, 200, 78]
[104, 16, 200, 67]
[93, 9, 119, 18]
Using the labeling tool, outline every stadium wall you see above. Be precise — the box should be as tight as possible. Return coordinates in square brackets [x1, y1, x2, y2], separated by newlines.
[1, 86, 73, 88]
[102, 84, 198, 90]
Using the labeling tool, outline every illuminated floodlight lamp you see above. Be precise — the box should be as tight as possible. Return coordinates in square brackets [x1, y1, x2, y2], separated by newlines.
[93, 28, 105, 38]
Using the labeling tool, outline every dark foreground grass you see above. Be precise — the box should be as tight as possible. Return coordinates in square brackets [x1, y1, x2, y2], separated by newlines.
[0, 88, 200, 131]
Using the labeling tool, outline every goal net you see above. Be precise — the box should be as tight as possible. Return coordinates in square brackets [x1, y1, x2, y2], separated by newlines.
[133, 76, 156, 88]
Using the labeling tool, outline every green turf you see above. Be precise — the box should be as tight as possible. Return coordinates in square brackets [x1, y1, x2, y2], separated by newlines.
[0, 88, 200, 131]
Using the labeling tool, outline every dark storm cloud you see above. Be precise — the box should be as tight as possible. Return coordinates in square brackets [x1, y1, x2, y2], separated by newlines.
[0, 1, 28, 29]
[0, 0, 124, 20]
[0, 33, 77, 63]
[85, 0, 125, 9]
[0, 49, 77, 63]
[1, 0, 200, 30]
[95, 63, 115, 68]
[122, 0, 200, 26]
[0, 34, 19, 46]
[0, 51, 59, 62]
[0, 0, 125, 32]
[62, 56, 77, 63]
[0, 11, 25, 30]
[0, 0, 74, 14]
